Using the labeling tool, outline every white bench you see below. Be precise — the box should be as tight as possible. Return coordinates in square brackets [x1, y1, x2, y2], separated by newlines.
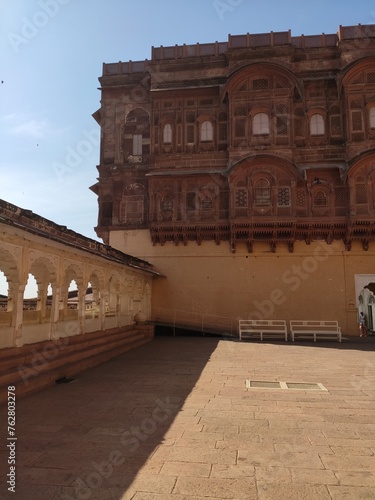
[290, 320, 341, 342]
[239, 320, 288, 341]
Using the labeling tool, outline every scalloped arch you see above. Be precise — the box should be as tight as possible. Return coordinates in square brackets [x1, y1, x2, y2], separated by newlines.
[64, 263, 84, 289]
[0, 247, 19, 286]
[125, 107, 150, 121]
[339, 56, 375, 93]
[227, 154, 301, 183]
[347, 151, 375, 180]
[30, 256, 57, 287]
[225, 62, 303, 99]
[87, 268, 105, 290]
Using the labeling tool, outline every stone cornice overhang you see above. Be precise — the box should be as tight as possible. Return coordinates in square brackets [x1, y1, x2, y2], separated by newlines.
[149, 217, 375, 253]
[98, 71, 149, 89]
[146, 168, 226, 178]
[146, 161, 348, 180]
[150, 78, 227, 92]
[0, 199, 161, 277]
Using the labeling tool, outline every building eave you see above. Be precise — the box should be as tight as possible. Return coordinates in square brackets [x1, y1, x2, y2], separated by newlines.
[146, 169, 226, 177]
[0, 199, 158, 276]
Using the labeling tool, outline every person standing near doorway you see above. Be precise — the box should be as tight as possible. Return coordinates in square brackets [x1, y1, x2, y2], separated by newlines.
[359, 311, 368, 337]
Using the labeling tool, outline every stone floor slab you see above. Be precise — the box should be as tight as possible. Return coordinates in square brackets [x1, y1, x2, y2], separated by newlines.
[173, 476, 257, 499]
[328, 485, 375, 499]
[257, 482, 331, 499]
[159, 461, 211, 478]
[334, 470, 375, 486]
[0, 335, 374, 500]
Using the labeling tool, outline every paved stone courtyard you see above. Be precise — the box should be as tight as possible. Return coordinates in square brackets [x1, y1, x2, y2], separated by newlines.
[1, 334, 375, 499]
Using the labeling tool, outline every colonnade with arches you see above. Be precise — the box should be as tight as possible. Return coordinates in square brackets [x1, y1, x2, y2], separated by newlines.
[0, 231, 153, 349]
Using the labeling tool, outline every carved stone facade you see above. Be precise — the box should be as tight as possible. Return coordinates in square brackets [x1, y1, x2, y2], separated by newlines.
[92, 24, 375, 252]
[92, 25, 375, 335]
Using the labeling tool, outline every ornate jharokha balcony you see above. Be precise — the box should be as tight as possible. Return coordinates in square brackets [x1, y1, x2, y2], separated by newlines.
[95, 21, 375, 255]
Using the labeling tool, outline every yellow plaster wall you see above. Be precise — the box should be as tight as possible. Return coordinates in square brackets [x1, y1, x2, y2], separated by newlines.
[110, 230, 375, 336]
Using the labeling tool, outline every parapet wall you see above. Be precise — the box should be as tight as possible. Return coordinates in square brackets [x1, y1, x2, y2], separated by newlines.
[102, 24, 375, 75]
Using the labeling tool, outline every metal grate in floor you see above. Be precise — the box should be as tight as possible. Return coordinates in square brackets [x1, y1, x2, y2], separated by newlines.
[247, 380, 282, 388]
[285, 382, 326, 390]
[246, 380, 327, 391]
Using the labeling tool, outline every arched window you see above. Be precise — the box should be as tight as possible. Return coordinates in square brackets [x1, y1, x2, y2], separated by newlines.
[0, 271, 8, 312]
[67, 279, 78, 311]
[310, 114, 325, 136]
[163, 124, 172, 144]
[161, 194, 173, 221]
[369, 107, 375, 129]
[253, 113, 270, 135]
[254, 178, 271, 206]
[161, 195, 173, 211]
[313, 190, 327, 207]
[201, 195, 213, 210]
[124, 108, 150, 157]
[24, 273, 38, 311]
[200, 121, 213, 142]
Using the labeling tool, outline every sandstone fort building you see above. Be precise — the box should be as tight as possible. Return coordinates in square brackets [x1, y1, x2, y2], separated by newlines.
[91, 24, 375, 335]
[1, 24, 375, 399]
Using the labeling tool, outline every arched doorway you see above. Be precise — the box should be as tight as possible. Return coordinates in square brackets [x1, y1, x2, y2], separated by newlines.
[356, 275, 375, 333]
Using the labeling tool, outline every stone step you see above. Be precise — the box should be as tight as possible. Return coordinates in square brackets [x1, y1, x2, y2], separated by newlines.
[0, 324, 153, 403]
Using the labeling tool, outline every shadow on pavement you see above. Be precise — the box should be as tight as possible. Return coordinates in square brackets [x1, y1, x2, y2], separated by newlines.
[4, 335, 219, 500]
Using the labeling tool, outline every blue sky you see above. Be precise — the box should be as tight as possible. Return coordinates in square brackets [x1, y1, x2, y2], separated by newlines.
[1, 0, 375, 244]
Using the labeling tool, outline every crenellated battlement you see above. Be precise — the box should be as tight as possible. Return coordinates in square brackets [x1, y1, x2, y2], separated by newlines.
[102, 24, 375, 76]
